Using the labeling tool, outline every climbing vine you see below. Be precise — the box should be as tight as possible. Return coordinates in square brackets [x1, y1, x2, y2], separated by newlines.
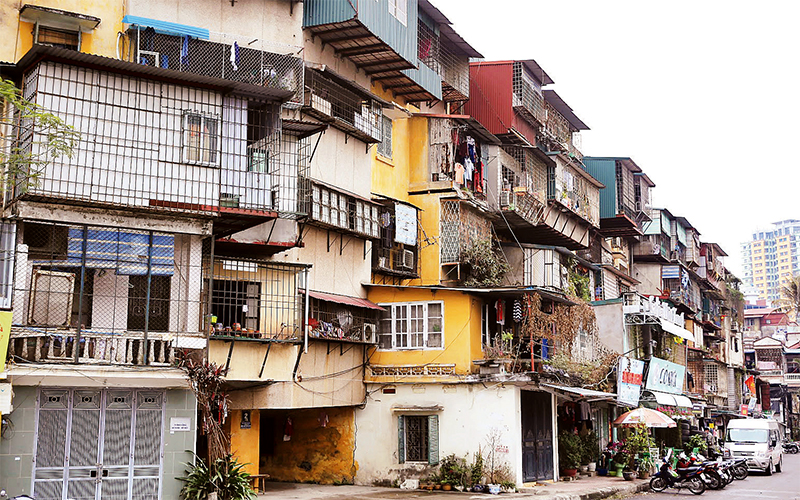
[460, 239, 511, 287]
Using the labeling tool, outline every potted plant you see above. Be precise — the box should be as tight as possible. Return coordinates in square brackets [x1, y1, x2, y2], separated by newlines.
[638, 455, 654, 479]
[582, 431, 599, 472]
[558, 431, 581, 477]
[623, 423, 655, 481]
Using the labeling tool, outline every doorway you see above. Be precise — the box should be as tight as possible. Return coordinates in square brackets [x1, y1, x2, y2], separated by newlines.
[521, 391, 554, 482]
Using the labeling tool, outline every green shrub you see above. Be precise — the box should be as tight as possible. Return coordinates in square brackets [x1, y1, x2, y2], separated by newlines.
[558, 431, 582, 470]
[179, 453, 255, 500]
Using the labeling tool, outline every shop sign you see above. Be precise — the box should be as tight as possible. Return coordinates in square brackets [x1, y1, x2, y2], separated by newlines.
[740, 404, 748, 416]
[0, 311, 11, 373]
[617, 357, 645, 406]
[645, 357, 685, 394]
[747, 397, 757, 411]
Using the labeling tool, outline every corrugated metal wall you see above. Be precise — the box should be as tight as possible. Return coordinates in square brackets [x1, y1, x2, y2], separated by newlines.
[303, 0, 418, 67]
[465, 62, 513, 135]
[583, 158, 617, 220]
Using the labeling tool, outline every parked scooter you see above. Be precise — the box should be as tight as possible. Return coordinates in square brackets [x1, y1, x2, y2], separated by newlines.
[677, 452, 725, 490]
[0, 490, 34, 500]
[650, 449, 706, 495]
[783, 441, 799, 454]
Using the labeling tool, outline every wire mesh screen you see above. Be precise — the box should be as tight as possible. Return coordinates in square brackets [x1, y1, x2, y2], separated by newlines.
[207, 257, 305, 341]
[7, 220, 206, 365]
[551, 161, 599, 225]
[512, 62, 546, 125]
[303, 69, 382, 142]
[125, 26, 304, 105]
[440, 200, 492, 264]
[12, 61, 309, 218]
[307, 297, 379, 342]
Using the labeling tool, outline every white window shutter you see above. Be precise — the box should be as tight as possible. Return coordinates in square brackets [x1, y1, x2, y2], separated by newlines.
[428, 414, 439, 465]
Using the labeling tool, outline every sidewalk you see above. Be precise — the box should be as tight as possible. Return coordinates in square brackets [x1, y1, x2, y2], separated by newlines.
[255, 475, 650, 500]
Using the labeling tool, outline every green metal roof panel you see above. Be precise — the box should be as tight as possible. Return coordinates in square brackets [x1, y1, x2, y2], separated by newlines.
[401, 60, 442, 99]
[583, 157, 618, 219]
[303, 0, 418, 67]
[676, 221, 687, 246]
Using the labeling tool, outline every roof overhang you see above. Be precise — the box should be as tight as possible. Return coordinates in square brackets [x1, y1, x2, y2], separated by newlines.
[541, 383, 617, 402]
[302, 289, 385, 311]
[659, 318, 695, 342]
[644, 390, 693, 408]
[543, 89, 589, 131]
[20, 4, 101, 32]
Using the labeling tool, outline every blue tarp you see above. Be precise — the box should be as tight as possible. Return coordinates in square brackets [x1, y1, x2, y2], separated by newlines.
[122, 15, 210, 40]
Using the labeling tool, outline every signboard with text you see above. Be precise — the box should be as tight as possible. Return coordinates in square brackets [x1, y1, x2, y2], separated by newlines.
[617, 357, 645, 406]
[0, 311, 11, 373]
[645, 357, 685, 394]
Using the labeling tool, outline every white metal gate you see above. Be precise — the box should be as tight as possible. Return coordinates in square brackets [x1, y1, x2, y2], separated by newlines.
[32, 388, 165, 500]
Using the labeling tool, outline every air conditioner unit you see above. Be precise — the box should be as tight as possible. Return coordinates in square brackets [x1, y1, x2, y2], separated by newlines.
[363, 322, 377, 343]
[28, 270, 75, 326]
[499, 190, 512, 208]
[399, 249, 415, 270]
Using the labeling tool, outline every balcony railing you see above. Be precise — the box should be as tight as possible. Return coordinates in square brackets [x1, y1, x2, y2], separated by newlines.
[440, 199, 492, 265]
[5, 221, 207, 366]
[124, 25, 304, 104]
[12, 61, 310, 221]
[785, 373, 800, 384]
[633, 234, 670, 260]
[547, 163, 599, 225]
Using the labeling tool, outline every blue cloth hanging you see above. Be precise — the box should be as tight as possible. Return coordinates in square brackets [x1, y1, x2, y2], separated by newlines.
[180, 35, 190, 66]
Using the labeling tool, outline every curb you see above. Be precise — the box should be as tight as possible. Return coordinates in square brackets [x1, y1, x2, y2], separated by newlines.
[518, 481, 649, 500]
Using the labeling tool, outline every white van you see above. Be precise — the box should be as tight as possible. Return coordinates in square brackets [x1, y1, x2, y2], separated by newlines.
[724, 418, 783, 474]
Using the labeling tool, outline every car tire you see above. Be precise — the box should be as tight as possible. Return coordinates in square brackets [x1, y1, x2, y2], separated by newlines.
[765, 459, 773, 476]
[775, 457, 782, 473]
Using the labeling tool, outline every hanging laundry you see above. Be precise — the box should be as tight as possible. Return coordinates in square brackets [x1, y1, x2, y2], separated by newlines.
[230, 41, 240, 71]
[512, 300, 523, 323]
[180, 35, 190, 67]
[454, 162, 465, 185]
[495, 299, 506, 325]
[464, 158, 474, 182]
[579, 402, 591, 421]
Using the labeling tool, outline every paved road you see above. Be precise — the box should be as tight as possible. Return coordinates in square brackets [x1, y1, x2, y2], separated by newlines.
[626, 453, 800, 500]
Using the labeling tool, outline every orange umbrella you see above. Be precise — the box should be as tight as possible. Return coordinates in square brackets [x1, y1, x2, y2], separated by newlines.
[613, 407, 677, 428]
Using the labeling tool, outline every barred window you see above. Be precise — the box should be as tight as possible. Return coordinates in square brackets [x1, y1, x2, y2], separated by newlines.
[378, 116, 393, 159]
[35, 26, 80, 50]
[398, 414, 438, 464]
[183, 112, 219, 166]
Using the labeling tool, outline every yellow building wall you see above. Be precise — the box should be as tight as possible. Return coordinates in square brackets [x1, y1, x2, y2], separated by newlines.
[365, 287, 483, 378]
[2, 1, 125, 62]
[408, 192, 444, 286]
[230, 409, 260, 476]
[260, 407, 357, 484]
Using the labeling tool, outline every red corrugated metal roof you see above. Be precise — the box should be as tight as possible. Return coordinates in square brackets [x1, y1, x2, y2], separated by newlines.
[304, 289, 385, 311]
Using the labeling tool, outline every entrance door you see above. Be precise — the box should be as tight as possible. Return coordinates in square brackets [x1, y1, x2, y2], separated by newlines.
[521, 391, 553, 482]
[32, 388, 165, 500]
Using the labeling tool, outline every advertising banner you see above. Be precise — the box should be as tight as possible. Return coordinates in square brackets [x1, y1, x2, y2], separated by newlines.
[617, 357, 645, 406]
[645, 356, 686, 395]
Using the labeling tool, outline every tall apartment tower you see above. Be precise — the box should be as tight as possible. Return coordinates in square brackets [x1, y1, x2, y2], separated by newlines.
[741, 219, 800, 304]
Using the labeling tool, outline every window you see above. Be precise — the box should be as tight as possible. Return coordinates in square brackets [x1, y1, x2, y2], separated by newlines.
[35, 25, 80, 50]
[354, 201, 381, 238]
[378, 301, 443, 349]
[183, 112, 219, 165]
[398, 414, 438, 464]
[388, 0, 408, 25]
[313, 185, 348, 229]
[378, 116, 393, 159]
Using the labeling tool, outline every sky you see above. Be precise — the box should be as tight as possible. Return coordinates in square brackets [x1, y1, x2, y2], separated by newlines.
[433, 0, 800, 277]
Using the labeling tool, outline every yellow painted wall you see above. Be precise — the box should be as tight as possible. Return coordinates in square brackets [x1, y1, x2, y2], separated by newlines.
[365, 287, 483, 378]
[2, 1, 126, 62]
[260, 407, 357, 484]
[408, 192, 444, 286]
[230, 409, 260, 476]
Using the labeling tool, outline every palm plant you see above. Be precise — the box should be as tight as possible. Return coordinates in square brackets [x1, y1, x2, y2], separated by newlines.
[775, 276, 800, 322]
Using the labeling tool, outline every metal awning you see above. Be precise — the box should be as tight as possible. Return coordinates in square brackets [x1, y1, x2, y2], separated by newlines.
[303, 289, 385, 311]
[541, 383, 616, 401]
[646, 390, 692, 408]
[659, 318, 695, 342]
[391, 404, 443, 412]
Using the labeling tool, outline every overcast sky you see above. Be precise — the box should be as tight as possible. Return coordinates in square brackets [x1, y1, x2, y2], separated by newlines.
[434, 0, 800, 277]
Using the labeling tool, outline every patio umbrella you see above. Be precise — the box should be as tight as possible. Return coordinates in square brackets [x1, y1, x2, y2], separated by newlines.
[613, 407, 677, 428]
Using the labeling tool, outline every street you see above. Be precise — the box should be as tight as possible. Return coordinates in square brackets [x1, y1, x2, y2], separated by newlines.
[627, 453, 800, 500]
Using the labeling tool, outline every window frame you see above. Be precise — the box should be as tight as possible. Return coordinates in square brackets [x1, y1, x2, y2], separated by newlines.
[34, 23, 81, 51]
[182, 111, 220, 167]
[398, 414, 439, 465]
[388, 0, 408, 26]
[378, 300, 444, 350]
[377, 116, 393, 159]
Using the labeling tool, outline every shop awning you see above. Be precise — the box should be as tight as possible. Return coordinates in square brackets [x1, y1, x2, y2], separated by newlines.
[303, 289, 385, 311]
[541, 384, 616, 401]
[646, 390, 693, 408]
[659, 318, 694, 342]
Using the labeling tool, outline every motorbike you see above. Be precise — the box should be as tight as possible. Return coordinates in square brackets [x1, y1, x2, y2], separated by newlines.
[0, 490, 33, 500]
[677, 452, 725, 490]
[650, 449, 706, 495]
[783, 441, 799, 454]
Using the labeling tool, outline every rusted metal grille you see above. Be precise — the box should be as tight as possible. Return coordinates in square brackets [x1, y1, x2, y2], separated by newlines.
[405, 415, 429, 462]
[440, 200, 492, 264]
[512, 62, 545, 125]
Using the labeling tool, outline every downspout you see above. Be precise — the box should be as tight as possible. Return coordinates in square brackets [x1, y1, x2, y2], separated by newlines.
[304, 266, 310, 354]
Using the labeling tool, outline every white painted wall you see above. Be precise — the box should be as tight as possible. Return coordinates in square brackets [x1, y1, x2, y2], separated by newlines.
[126, 0, 303, 48]
[593, 301, 625, 354]
[631, 262, 662, 297]
[355, 383, 532, 486]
